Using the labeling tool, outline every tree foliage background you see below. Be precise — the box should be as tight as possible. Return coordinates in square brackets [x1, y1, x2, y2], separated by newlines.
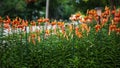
[0, 0, 120, 20]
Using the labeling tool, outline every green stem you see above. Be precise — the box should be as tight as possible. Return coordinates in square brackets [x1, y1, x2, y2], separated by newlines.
[0, 22, 4, 68]
[25, 26, 27, 46]
[42, 25, 45, 68]
[72, 23, 75, 58]
[1, 22, 3, 44]
[51, 26, 53, 45]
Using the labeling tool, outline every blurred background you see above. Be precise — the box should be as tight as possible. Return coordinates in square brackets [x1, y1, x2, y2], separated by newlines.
[0, 0, 120, 20]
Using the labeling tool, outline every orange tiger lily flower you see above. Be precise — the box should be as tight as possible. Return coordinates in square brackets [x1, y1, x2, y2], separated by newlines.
[88, 9, 96, 16]
[22, 21, 28, 31]
[81, 23, 86, 32]
[75, 27, 82, 38]
[38, 18, 43, 23]
[95, 24, 101, 32]
[101, 18, 108, 27]
[84, 16, 88, 21]
[12, 19, 20, 25]
[76, 31, 82, 38]
[86, 18, 92, 23]
[44, 18, 49, 22]
[31, 34, 36, 45]
[60, 22, 64, 27]
[81, 23, 90, 32]
[17, 25, 24, 29]
[58, 22, 64, 28]
[57, 22, 61, 26]
[108, 24, 116, 35]
[88, 15, 93, 21]
[104, 6, 110, 16]
[45, 29, 50, 38]
[75, 27, 79, 32]
[114, 12, 119, 17]
[114, 17, 119, 23]
[22, 20, 28, 27]
[31, 34, 36, 38]
[4, 23, 10, 31]
[94, 15, 99, 21]
[51, 20, 56, 26]
[31, 21, 36, 26]
[104, 10, 110, 16]
[3, 19, 11, 24]
[75, 13, 81, 20]
[7, 18, 11, 24]
[109, 24, 116, 31]
[45, 29, 50, 35]
[69, 24, 73, 32]
[114, 12, 120, 24]
[5, 16, 11, 24]
[81, 23, 90, 36]
[75, 13, 81, 18]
